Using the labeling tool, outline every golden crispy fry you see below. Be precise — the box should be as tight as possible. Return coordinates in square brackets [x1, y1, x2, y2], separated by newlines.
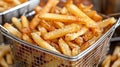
[113, 46, 120, 57]
[38, 25, 47, 36]
[60, 7, 68, 15]
[12, 17, 22, 31]
[82, 31, 94, 41]
[40, 20, 55, 31]
[53, 22, 65, 29]
[67, 42, 79, 49]
[111, 58, 120, 67]
[50, 42, 61, 52]
[44, 23, 80, 40]
[29, 15, 40, 30]
[22, 34, 34, 44]
[38, 0, 59, 14]
[21, 15, 31, 34]
[81, 35, 100, 51]
[31, 33, 60, 53]
[12, 0, 21, 5]
[58, 38, 71, 56]
[74, 37, 84, 46]
[99, 17, 116, 28]
[6, 53, 13, 65]
[30, 0, 59, 30]
[39, 13, 81, 23]
[50, 6, 61, 14]
[65, 27, 88, 41]
[34, 6, 42, 14]
[0, 58, 8, 67]
[66, 2, 98, 28]
[102, 55, 111, 67]
[4, 23, 22, 38]
[72, 47, 80, 56]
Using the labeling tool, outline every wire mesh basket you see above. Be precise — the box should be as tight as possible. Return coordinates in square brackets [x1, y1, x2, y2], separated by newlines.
[0, 12, 120, 67]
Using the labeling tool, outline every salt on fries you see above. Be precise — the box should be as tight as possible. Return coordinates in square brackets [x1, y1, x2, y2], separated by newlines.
[0, 0, 28, 12]
[3, 0, 116, 56]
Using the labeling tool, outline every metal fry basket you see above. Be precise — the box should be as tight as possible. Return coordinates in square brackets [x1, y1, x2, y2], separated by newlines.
[0, 13, 120, 67]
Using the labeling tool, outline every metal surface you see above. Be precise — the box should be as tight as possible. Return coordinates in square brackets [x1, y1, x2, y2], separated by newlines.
[0, 13, 120, 67]
[0, 0, 40, 44]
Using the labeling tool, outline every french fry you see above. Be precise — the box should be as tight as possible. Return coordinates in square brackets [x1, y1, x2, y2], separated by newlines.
[44, 23, 80, 40]
[38, 0, 59, 14]
[67, 42, 79, 49]
[102, 55, 111, 67]
[74, 37, 84, 46]
[60, 7, 68, 15]
[40, 20, 55, 31]
[12, 17, 22, 31]
[111, 58, 120, 67]
[50, 42, 61, 52]
[58, 38, 71, 56]
[0, 45, 11, 61]
[4, 23, 22, 38]
[72, 47, 80, 56]
[38, 25, 47, 36]
[29, 15, 40, 30]
[99, 17, 116, 28]
[65, 2, 98, 28]
[39, 13, 81, 23]
[30, 0, 59, 30]
[12, 0, 21, 5]
[34, 6, 42, 14]
[113, 46, 120, 57]
[0, 58, 8, 67]
[31, 33, 60, 53]
[82, 31, 94, 41]
[65, 27, 88, 41]
[21, 15, 30, 34]
[22, 34, 34, 44]
[6, 53, 13, 65]
[81, 35, 100, 51]
[50, 6, 61, 14]
[53, 22, 65, 29]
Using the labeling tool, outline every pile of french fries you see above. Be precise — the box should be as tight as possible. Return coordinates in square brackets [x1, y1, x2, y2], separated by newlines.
[3, 0, 116, 56]
[0, 0, 28, 12]
[102, 46, 120, 67]
[0, 45, 13, 67]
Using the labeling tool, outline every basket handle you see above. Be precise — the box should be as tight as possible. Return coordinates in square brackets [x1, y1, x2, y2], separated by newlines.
[0, 25, 9, 33]
[114, 18, 120, 29]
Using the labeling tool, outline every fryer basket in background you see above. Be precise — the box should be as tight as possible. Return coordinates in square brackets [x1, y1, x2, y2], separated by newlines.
[0, 12, 120, 67]
[0, 0, 40, 44]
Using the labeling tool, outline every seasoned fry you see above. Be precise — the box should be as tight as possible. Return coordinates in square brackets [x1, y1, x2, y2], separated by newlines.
[34, 6, 42, 14]
[31, 33, 60, 53]
[72, 47, 80, 56]
[39, 13, 81, 23]
[44, 23, 80, 40]
[65, 27, 88, 41]
[21, 15, 30, 34]
[60, 7, 68, 15]
[74, 37, 84, 46]
[22, 34, 34, 44]
[58, 38, 71, 56]
[40, 20, 55, 31]
[6, 53, 13, 65]
[4, 23, 22, 38]
[53, 22, 65, 29]
[0, 58, 8, 67]
[12, 17, 22, 31]
[38, 25, 47, 36]
[111, 58, 120, 67]
[113, 46, 120, 57]
[102, 55, 111, 67]
[66, 2, 98, 28]
[82, 31, 94, 41]
[99, 17, 116, 28]
[67, 42, 79, 49]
